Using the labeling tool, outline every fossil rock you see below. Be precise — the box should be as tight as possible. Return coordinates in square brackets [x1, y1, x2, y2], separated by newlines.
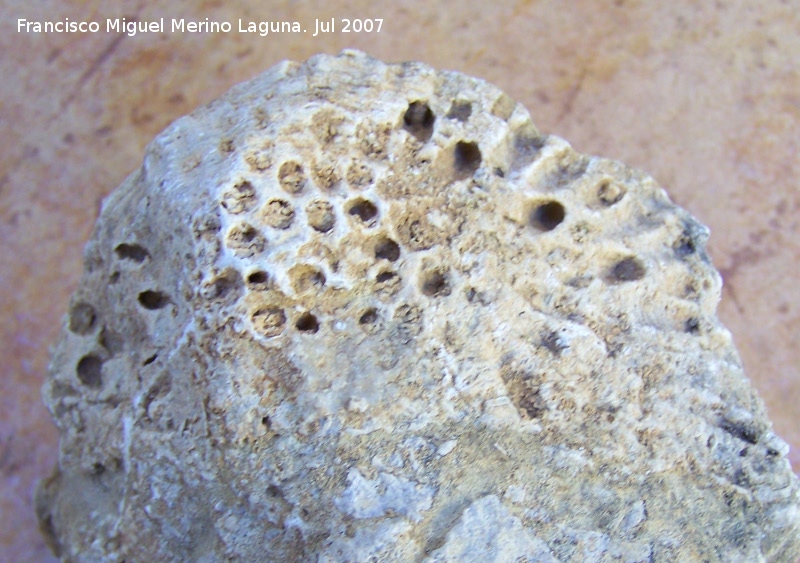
[37, 50, 800, 562]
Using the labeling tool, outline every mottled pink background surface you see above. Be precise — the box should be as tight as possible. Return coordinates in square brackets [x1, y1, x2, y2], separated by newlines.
[1, 1, 798, 560]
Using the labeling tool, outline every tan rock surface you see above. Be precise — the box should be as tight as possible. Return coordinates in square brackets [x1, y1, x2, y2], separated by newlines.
[2, 2, 799, 561]
[35, 50, 800, 561]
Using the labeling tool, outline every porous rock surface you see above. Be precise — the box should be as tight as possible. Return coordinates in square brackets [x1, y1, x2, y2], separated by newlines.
[37, 50, 800, 562]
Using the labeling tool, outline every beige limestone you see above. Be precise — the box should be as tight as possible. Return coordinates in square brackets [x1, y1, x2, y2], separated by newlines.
[37, 51, 800, 562]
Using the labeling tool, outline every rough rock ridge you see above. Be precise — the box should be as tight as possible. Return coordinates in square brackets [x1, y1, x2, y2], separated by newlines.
[37, 50, 800, 562]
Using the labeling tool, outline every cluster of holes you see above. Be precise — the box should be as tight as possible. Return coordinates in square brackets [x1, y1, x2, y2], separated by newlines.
[529, 201, 566, 232]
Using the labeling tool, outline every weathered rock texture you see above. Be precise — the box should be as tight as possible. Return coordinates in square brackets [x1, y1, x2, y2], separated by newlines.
[37, 50, 800, 562]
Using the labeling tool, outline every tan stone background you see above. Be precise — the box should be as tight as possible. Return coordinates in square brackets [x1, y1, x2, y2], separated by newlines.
[1, 0, 798, 560]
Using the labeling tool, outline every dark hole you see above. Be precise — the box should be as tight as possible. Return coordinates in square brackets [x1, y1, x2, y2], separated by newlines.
[610, 257, 646, 282]
[109, 271, 120, 284]
[541, 331, 566, 356]
[720, 419, 760, 445]
[422, 270, 450, 297]
[68, 302, 96, 335]
[247, 271, 268, 285]
[138, 290, 168, 310]
[266, 484, 281, 497]
[114, 243, 150, 263]
[684, 317, 701, 334]
[359, 308, 378, 325]
[295, 312, 319, 333]
[142, 354, 157, 366]
[403, 101, 435, 142]
[376, 270, 396, 283]
[261, 416, 271, 428]
[76, 355, 103, 388]
[453, 141, 482, 178]
[240, 226, 257, 242]
[447, 100, 472, 121]
[529, 201, 566, 231]
[91, 462, 106, 476]
[674, 233, 697, 258]
[374, 237, 400, 262]
[348, 199, 378, 222]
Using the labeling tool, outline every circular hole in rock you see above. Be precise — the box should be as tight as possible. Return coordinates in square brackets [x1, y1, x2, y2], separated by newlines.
[295, 312, 319, 333]
[76, 355, 103, 388]
[138, 290, 168, 310]
[114, 243, 150, 263]
[454, 141, 482, 178]
[374, 237, 400, 262]
[421, 270, 451, 297]
[610, 257, 646, 282]
[359, 308, 378, 325]
[403, 101, 435, 143]
[348, 198, 378, 223]
[68, 302, 96, 335]
[376, 270, 397, 284]
[529, 201, 566, 232]
[247, 271, 268, 285]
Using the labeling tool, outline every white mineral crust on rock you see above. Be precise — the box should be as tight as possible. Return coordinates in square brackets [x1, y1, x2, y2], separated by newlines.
[37, 50, 800, 562]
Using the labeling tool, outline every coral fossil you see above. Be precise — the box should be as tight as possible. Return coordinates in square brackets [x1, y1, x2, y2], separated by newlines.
[37, 51, 800, 562]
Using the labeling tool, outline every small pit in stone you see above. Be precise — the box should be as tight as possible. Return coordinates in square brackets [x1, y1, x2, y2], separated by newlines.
[374, 236, 400, 262]
[295, 312, 319, 333]
[76, 355, 103, 388]
[68, 302, 96, 335]
[453, 141, 482, 179]
[447, 100, 472, 121]
[252, 307, 286, 338]
[348, 198, 378, 223]
[278, 161, 306, 194]
[291, 265, 326, 293]
[376, 270, 397, 284]
[598, 181, 626, 205]
[114, 243, 150, 263]
[403, 101, 435, 143]
[247, 271, 268, 285]
[138, 290, 168, 310]
[306, 199, 335, 233]
[610, 257, 646, 282]
[529, 201, 566, 232]
[421, 270, 451, 297]
[358, 308, 378, 325]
